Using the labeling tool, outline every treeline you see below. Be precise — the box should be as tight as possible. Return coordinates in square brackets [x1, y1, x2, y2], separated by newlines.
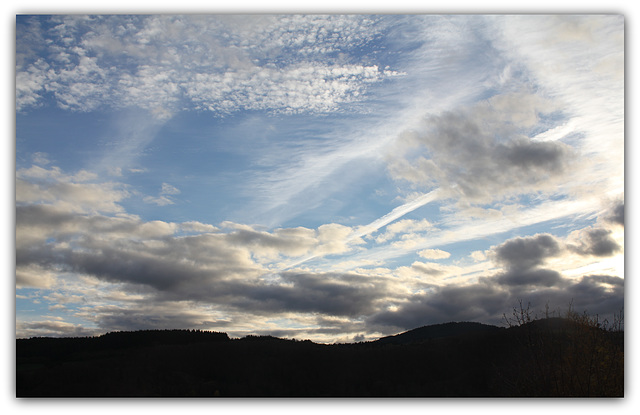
[16, 315, 623, 397]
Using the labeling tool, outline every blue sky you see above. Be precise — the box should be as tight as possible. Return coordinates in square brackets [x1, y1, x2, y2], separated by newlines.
[15, 14, 624, 342]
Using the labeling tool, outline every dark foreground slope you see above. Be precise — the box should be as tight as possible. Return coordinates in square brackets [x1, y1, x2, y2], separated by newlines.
[16, 320, 623, 397]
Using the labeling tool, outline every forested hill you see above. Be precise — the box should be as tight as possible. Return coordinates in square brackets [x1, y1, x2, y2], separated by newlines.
[16, 319, 624, 397]
[374, 321, 503, 345]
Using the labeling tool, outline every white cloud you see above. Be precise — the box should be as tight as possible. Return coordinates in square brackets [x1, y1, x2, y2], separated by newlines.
[161, 183, 180, 195]
[16, 15, 400, 118]
[16, 165, 128, 214]
[418, 249, 451, 260]
[143, 183, 181, 206]
[16, 264, 57, 289]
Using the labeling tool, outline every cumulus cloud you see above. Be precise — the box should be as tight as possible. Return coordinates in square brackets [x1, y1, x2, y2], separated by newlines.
[16, 15, 401, 118]
[16, 166, 624, 339]
[368, 281, 510, 330]
[492, 233, 562, 270]
[229, 271, 392, 317]
[487, 233, 568, 290]
[367, 271, 623, 333]
[495, 268, 563, 288]
[387, 92, 574, 204]
[367, 229, 619, 333]
[14, 165, 385, 322]
[566, 227, 621, 257]
[603, 198, 624, 226]
[16, 165, 128, 214]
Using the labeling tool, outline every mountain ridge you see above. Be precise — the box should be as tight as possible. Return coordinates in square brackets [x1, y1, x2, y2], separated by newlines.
[16, 317, 624, 397]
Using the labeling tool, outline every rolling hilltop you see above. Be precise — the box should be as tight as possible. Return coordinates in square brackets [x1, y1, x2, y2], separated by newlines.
[16, 318, 623, 397]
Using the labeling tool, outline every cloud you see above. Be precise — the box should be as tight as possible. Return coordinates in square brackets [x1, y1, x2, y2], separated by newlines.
[74, 302, 230, 334]
[15, 211, 390, 321]
[230, 271, 392, 317]
[16, 165, 128, 214]
[143, 182, 181, 206]
[15, 16, 624, 342]
[366, 230, 621, 332]
[16, 170, 624, 340]
[16, 264, 57, 289]
[493, 15, 624, 198]
[368, 281, 509, 330]
[373, 217, 435, 244]
[489, 233, 567, 289]
[566, 227, 622, 257]
[367, 272, 623, 333]
[492, 233, 562, 270]
[16, 15, 400, 118]
[410, 261, 451, 276]
[603, 198, 624, 226]
[418, 249, 450, 260]
[179, 221, 220, 234]
[386, 92, 574, 204]
[16, 318, 101, 339]
[14, 166, 387, 322]
[495, 268, 563, 288]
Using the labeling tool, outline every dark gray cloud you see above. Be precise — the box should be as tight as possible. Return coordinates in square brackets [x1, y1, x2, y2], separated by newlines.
[367, 281, 510, 331]
[493, 233, 562, 270]
[83, 304, 230, 333]
[227, 272, 391, 317]
[16, 320, 101, 338]
[368, 230, 622, 334]
[568, 227, 621, 257]
[604, 199, 624, 226]
[500, 137, 568, 172]
[16, 203, 388, 319]
[368, 274, 623, 333]
[16, 198, 625, 340]
[518, 275, 624, 320]
[495, 268, 563, 287]
[224, 227, 315, 257]
[492, 234, 567, 289]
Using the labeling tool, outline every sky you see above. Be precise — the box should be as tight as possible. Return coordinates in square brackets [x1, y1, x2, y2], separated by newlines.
[14, 14, 625, 343]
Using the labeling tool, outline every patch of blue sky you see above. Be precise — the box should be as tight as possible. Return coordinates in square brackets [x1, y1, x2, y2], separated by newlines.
[16, 108, 111, 172]
[16, 289, 59, 318]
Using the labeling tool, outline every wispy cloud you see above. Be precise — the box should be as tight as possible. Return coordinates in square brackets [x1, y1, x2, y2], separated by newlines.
[355, 190, 441, 238]
[143, 182, 181, 206]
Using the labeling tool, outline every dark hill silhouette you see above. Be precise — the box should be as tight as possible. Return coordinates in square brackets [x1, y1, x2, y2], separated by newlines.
[16, 318, 623, 397]
[375, 321, 503, 345]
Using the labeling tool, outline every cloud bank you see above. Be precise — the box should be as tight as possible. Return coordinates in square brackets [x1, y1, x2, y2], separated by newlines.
[16, 163, 624, 341]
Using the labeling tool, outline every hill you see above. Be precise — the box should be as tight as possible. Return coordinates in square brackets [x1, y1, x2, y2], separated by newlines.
[16, 318, 623, 397]
[374, 321, 503, 345]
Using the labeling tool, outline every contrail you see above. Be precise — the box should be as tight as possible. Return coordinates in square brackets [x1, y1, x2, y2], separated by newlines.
[276, 188, 441, 272]
[352, 188, 441, 239]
